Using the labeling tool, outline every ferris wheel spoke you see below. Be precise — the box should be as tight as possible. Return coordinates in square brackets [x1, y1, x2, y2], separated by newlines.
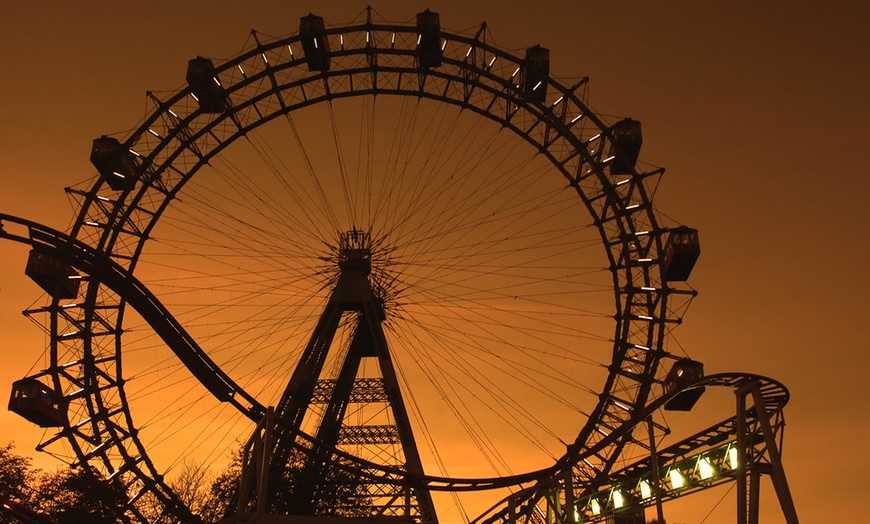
[19, 13, 691, 523]
[390, 309, 565, 470]
[390, 325, 517, 476]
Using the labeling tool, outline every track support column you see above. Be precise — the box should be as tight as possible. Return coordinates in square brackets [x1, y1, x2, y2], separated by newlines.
[647, 416, 665, 524]
[749, 387, 799, 523]
[736, 381, 799, 524]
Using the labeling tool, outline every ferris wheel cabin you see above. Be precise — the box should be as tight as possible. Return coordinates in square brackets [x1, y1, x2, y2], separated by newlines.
[608, 118, 643, 175]
[186, 57, 227, 113]
[662, 226, 701, 282]
[90, 136, 138, 191]
[522, 45, 550, 104]
[25, 249, 80, 299]
[300, 14, 330, 72]
[663, 359, 706, 411]
[416, 10, 442, 68]
[8, 378, 68, 427]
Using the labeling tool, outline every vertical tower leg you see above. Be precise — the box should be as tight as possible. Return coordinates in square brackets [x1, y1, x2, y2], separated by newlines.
[647, 417, 665, 524]
[749, 468, 760, 524]
[563, 469, 574, 524]
[262, 230, 437, 522]
[736, 386, 748, 524]
[749, 387, 799, 523]
[736, 382, 800, 524]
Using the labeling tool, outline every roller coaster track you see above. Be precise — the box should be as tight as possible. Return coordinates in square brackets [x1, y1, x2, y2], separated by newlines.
[473, 374, 797, 524]
[1, 213, 797, 523]
[1, 213, 266, 418]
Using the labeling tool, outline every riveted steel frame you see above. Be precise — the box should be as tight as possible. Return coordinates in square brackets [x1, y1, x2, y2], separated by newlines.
[12, 15, 697, 522]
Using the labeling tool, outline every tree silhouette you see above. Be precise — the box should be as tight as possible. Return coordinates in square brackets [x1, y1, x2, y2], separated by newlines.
[0, 442, 371, 524]
[0, 443, 127, 524]
[211, 445, 372, 520]
[31, 466, 127, 524]
[0, 442, 38, 524]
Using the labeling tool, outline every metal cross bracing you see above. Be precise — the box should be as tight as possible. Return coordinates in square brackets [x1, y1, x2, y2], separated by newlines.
[0, 213, 693, 522]
[11, 21, 683, 518]
[59, 17, 693, 476]
[1, 11, 729, 524]
[263, 229, 437, 522]
[0, 214, 214, 523]
[472, 374, 798, 524]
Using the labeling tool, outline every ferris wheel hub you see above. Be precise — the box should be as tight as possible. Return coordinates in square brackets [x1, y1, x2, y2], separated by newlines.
[338, 229, 372, 274]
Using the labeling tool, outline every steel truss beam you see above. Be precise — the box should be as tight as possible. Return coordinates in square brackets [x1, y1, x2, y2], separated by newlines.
[472, 374, 798, 524]
[264, 231, 436, 522]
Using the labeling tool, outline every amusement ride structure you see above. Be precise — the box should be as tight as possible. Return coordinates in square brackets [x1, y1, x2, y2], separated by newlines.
[3, 9, 798, 524]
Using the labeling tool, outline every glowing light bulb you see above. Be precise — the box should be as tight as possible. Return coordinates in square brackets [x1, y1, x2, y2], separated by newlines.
[669, 469, 685, 489]
[698, 456, 714, 479]
[612, 490, 625, 509]
[590, 498, 601, 515]
[640, 480, 652, 499]
[729, 447, 740, 469]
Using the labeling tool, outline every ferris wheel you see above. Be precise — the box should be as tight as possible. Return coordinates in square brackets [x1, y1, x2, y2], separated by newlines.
[6, 9, 702, 523]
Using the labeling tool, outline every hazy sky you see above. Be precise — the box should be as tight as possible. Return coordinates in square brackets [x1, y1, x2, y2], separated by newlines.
[1, 2, 868, 523]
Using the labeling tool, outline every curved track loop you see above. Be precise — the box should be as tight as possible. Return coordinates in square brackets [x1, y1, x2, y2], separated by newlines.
[0, 221, 782, 498]
[1, 214, 548, 493]
[472, 372, 790, 523]
[0, 214, 265, 416]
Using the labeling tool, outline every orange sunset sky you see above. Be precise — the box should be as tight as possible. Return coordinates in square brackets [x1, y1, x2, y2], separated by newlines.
[1, 2, 869, 523]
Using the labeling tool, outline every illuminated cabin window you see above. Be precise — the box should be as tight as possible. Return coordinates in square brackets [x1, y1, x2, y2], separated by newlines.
[8, 378, 67, 428]
[662, 226, 700, 282]
[663, 358, 705, 411]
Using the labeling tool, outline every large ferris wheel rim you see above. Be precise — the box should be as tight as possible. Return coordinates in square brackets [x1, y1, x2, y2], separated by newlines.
[80, 11, 663, 471]
[77, 20, 649, 251]
[42, 11, 680, 518]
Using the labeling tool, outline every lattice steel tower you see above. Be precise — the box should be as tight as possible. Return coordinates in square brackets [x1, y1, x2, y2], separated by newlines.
[262, 229, 436, 522]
